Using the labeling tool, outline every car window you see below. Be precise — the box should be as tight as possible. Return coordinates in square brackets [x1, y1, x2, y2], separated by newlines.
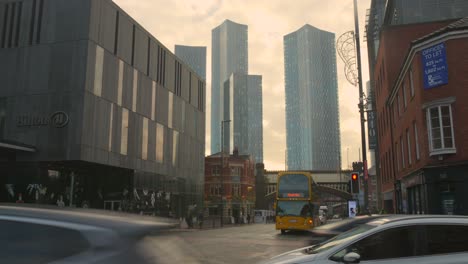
[423, 225, 468, 255]
[308, 224, 375, 254]
[331, 226, 420, 261]
[0, 220, 90, 264]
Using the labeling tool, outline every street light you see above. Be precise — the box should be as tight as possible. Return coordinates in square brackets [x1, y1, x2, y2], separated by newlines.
[220, 120, 231, 227]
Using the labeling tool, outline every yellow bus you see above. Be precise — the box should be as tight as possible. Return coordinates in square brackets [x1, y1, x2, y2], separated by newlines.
[275, 171, 321, 234]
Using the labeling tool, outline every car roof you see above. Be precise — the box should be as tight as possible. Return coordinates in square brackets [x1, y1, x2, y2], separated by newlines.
[0, 204, 177, 237]
[313, 215, 387, 232]
[365, 214, 468, 227]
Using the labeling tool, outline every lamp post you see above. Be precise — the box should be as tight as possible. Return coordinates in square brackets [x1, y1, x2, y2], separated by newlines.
[353, 0, 369, 210]
[220, 120, 231, 227]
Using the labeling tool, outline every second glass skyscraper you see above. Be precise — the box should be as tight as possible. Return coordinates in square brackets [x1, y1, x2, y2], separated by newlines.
[284, 25, 341, 171]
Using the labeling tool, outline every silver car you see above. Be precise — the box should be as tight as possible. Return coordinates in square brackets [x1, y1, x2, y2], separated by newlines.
[264, 215, 468, 264]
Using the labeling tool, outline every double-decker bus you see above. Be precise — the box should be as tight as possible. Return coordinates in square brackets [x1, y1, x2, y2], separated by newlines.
[275, 171, 321, 234]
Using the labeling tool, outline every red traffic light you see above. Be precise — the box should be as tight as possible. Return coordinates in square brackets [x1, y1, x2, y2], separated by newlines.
[351, 173, 358, 181]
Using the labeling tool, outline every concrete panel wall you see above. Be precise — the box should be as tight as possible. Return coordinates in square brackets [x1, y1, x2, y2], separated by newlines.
[116, 13, 132, 64]
[133, 27, 148, 73]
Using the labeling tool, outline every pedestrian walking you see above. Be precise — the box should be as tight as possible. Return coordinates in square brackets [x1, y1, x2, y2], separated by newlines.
[247, 213, 251, 224]
[198, 212, 204, 229]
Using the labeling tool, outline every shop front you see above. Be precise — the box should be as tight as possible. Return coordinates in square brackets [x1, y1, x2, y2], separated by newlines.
[424, 165, 468, 215]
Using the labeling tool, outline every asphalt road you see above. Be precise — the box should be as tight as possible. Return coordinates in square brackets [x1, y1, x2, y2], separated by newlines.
[143, 223, 317, 264]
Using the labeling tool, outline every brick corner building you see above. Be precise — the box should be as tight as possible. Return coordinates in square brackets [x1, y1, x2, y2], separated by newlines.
[375, 17, 468, 214]
[204, 149, 255, 224]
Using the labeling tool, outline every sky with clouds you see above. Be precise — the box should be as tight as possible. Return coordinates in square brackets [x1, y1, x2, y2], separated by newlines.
[114, 0, 373, 170]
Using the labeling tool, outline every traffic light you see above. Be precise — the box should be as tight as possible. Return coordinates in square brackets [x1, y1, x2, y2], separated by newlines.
[350, 172, 359, 193]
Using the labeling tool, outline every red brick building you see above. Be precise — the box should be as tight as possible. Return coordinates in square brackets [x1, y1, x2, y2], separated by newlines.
[204, 149, 255, 223]
[375, 18, 468, 215]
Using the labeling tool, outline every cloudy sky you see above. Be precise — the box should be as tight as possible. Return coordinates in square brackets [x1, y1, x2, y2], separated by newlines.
[114, 0, 373, 170]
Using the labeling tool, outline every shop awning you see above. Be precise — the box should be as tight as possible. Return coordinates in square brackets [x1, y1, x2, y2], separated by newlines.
[0, 141, 36, 152]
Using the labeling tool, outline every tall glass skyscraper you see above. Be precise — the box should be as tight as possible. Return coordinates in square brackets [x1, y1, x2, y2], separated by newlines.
[284, 25, 341, 171]
[175, 45, 207, 80]
[211, 20, 248, 154]
[223, 73, 263, 163]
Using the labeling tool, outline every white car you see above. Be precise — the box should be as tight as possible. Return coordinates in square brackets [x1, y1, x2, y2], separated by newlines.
[264, 215, 468, 264]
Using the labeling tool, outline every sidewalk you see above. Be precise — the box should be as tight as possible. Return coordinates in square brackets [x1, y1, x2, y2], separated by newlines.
[170, 217, 260, 232]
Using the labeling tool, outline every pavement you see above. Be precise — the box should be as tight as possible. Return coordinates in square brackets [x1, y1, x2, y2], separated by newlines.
[170, 217, 271, 232]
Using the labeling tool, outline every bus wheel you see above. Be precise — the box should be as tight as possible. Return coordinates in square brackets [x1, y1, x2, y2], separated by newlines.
[280, 229, 285, 234]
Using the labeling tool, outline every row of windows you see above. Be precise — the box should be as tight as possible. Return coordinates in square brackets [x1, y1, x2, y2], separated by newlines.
[93, 43, 204, 129]
[378, 67, 416, 139]
[109, 106, 165, 163]
[210, 166, 244, 176]
[113, 11, 167, 86]
[381, 104, 455, 182]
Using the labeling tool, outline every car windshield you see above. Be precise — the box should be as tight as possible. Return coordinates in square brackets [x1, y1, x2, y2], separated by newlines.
[306, 224, 376, 254]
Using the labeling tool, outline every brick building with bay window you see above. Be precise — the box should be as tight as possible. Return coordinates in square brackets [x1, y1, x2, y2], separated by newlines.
[376, 17, 468, 215]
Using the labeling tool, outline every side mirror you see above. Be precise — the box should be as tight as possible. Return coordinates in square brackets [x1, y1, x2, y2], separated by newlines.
[343, 252, 360, 263]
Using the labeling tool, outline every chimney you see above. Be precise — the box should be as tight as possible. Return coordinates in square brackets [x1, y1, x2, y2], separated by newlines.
[233, 147, 239, 157]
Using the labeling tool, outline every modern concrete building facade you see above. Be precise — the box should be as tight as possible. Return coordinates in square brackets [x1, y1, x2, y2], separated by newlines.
[211, 19, 248, 154]
[284, 25, 341, 171]
[175, 45, 206, 80]
[0, 0, 205, 217]
[223, 73, 263, 163]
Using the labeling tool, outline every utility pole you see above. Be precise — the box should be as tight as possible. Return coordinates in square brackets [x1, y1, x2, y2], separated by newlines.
[353, 0, 369, 210]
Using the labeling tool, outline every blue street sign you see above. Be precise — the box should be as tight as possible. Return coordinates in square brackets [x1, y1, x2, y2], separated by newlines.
[422, 42, 448, 89]
[367, 110, 377, 150]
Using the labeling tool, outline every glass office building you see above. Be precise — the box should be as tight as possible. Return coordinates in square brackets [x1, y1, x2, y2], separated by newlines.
[284, 25, 341, 171]
[175, 45, 207, 80]
[211, 19, 248, 154]
[223, 73, 263, 163]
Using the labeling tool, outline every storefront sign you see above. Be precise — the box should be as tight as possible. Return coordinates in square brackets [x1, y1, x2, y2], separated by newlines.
[16, 111, 69, 128]
[422, 42, 448, 89]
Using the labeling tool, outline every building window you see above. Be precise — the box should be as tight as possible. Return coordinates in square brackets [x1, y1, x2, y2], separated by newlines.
[172, 130, 179, 167]
[156, 123, 164, 163]
[394, 143, 399, 172]
[403, 84, 407, 109]
[231, 167, 241, 176]
[409, 68, 415, 98]
[168, 92, 173, 129]
[401, 136, 405, 169]
[151, 81, 156, 120]
[414, 122, 420, 160]
[132, 69, 138, 112]
[94, 46, 104, 97]
[120, 108, 129, 155]
[427, 105, 456, 155]
[142, 117, 148, 160]
[397, 94, 401, 116]
[210, 184, 221, 196]
[212, 166, 220, 176]
[406, 129, 412, 165]
[117, 60, 124, 106]
[181, 101, 185, 133]
[232, 184, 240, 197]
[108, 103, 114, 152]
